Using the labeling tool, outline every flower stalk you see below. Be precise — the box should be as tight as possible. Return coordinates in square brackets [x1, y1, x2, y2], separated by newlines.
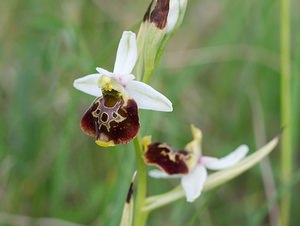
[280, 0, 292, 224]
[133, 137, 148, 226]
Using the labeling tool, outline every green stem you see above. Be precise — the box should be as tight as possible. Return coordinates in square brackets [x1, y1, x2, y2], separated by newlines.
[280, 0, 292, 225]
[133, 137, 148, 226]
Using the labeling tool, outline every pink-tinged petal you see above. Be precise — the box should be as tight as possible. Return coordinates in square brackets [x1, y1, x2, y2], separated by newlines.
[181, 165, 207, 202]
[143, 142, 191, 175]
[203, 145, 249, 170]
[113, 31, 137, 75]
[80, 93, 139, 147]
[149, 169, 182, 179]
[126, 81, 173, 112]
[115, 74, 135, 88]
[73, 73, 102, 97]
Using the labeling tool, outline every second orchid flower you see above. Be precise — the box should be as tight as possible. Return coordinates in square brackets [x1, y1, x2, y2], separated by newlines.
[142, 125, 249, 202]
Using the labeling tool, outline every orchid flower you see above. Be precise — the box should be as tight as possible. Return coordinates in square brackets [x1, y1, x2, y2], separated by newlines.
[73, 31, 172, 147]
[142, 125, 249, 202]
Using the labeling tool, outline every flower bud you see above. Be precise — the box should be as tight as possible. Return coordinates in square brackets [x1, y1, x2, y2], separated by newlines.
[135, 0, 188, 81]
[143, 0, 187, 33]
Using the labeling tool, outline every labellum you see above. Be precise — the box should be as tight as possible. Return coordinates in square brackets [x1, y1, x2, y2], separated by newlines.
[144, 142, 191, 174]
[80, 91, 140, 147]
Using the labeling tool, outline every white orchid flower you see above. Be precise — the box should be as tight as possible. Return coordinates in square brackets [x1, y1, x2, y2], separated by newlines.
[74, 31, 172, 112]
[73, 31, 172, 147]
[143, 125, 249, 202]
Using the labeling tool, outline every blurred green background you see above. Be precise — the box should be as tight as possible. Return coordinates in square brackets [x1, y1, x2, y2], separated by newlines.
[0, 0, 299, 225]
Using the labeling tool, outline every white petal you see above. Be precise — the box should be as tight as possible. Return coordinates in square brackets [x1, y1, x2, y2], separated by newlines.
[181, 165, 207, 202]
[73, 73, 102, 97]
[113, 31, 137, 75]
[96, 67, 114, 77]
[203, 145, 249, 170]
[126, 81, 173, 112]
[149, 169, 182, 179]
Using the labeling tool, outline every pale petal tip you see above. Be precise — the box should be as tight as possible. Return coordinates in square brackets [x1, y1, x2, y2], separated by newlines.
[186, 194, 198, 203]
[95, 67, 102, 74]
[149, 169, 168, 178]
[164, 101, 173, 112]
[122, 30, 136, 38]
[73, 78, 78, 88]
[236, 144, 249, 157]
[73, 77, 83, 90]
[159, 97, 173, 112]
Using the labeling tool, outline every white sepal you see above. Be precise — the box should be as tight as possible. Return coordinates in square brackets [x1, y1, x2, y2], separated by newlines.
[73, 73, 103, 97]
[203, 145, 249, 170]
[126, 81, 173, 112]
[113, 31, 137, 75]
[166, 0, 180, 33]
[181, 165, 207, 202]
